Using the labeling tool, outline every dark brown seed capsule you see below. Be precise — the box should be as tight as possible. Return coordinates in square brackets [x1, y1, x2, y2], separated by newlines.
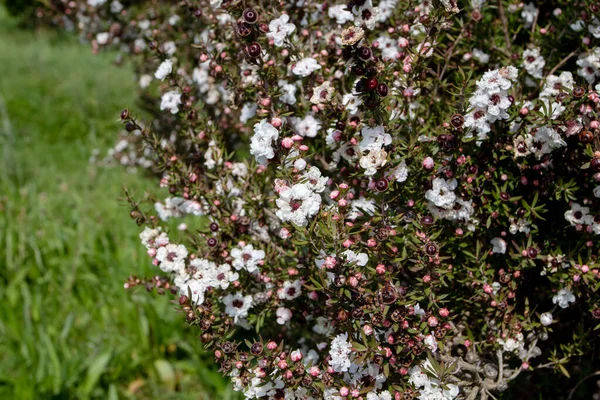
[450, 114, 464, 128]
[250, 342, 263, 355]
[380, 285, 398, 304]
[209, 222, 219, 232]
[573, 87, 585, 98]
[242, 8, 258, 24]
[366, 77, 378, 91]
[377, 83, 388, 97]
[375, 177, 389, 192]
[424, 242, 438, 256]
[246, 42, 262, 58]
[357, 46, 372, 61]
[207, 237, 218, 247]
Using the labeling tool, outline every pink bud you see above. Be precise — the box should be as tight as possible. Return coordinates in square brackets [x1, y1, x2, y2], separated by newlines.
[147, 248, 157, 257]
[464, 339, 471, 347]
[309, 366, 320, 377]
[422, 157, 434, 169]
[349, 276, 359, 287]
[376, 264, 386, 274]
[291, 350, 303, 362]
[367, 238, 377, 247]
[363, 324, 373, 335]
[277, 360, 288, 369]
[267, 341, 277, 351]
[427, 316, 438, 327]
[439, 308, 449, 317]
[330, 190, 340, 199]
[338, 199, 348, 207]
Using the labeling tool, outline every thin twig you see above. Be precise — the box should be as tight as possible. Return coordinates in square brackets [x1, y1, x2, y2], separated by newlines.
[547, 49, 579, 78]
[567, 371, 600, 400]
[497, 0, 512, 52]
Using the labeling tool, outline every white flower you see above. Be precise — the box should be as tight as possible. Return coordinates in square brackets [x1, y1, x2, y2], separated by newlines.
[498, 333, 524, 353]
[491, 237, 507, 254]
[564, 203, 592, 226]
[377, 36, 400, 60]
[140, 227, 161, 248]
[213, 263, 238, 289]
[342, 93, 362, 114]
[359, 125, 392, 152]
[154, 59, 173, 81]
[360, 149, 388, 176]
[240, 102, 257, 124]
[521, 3, 538, 28]
[160, 91, 181, 114]
[139, 74, 152, 88]
[276, 307, 292, 324]
[540, 312, 553, 326]
[342, 250, 368, 266]
[522, 47, 545, 79]
[540, 71, 574, 98]
[594, 186, 600, 199]
[425, 178, 457, 209]
[279, 280, 302, 300]
[424, 334, 438, 353]
[276, 183, 322, 227]
[387, 160, 408, 182]
[223, 292, 253, 323]
[576, 47, 600, 84]
[231, 244, 265, 273]
[328, 4, 354, 25]
[302, 166, 328, 193]
[96, 32, 110, 45]
[472, 48, 490, 64]
[553, 288, 576, 308]
[292, 58, 321, 77]
[310, 81, 335, 104]
[328, 333, 352, 372]
[367, 391, 392, 400]
[156, 243, 187, 274]
[589, 18, 600, 38]
[267, 14, 296, 47]
[278, 80, 297, 105]
[162, 41, 177, 56]
[289, 114, 321, 138]
[250, 119, 279, 165]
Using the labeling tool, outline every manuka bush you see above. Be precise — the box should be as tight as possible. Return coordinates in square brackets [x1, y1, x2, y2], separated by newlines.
[34, 0, 600, 398]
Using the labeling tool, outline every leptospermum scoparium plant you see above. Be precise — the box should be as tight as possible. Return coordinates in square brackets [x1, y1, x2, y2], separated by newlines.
[34, 0, 600, 398]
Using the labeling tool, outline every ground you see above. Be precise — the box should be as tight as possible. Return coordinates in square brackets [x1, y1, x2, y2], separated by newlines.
[0, 8, 238, 400]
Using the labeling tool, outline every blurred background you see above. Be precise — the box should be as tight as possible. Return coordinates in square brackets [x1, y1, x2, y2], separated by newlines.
[0, 6, 239, 399]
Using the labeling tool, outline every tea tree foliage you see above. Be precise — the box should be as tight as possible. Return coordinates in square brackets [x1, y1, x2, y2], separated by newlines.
[32, 0, 600, 398]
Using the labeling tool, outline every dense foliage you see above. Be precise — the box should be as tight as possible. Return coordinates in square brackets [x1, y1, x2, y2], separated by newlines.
[27, 0, 600, 398]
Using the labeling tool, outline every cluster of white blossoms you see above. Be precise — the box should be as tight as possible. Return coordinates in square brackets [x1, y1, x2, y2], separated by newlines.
[408, 360, 459, 400]
[154, 59, 173, 81]
[328, 333, 353, 373]
[552, 287, 576, 309]
[154, 197, 206, 221]
[425, 177, 476, 227]
[292, 57, 322, 77]
[576, 47, 600, 84]
[275, 182, 322, 227]
[521, 47, 545, 80]
[564, 202, 600, 234]
[159, 90, 182, 114]
[464, 66, 518, 141]
[266, 14, 296, 47]
[358, 125, 392, 176]
[250, 119, 280, 165]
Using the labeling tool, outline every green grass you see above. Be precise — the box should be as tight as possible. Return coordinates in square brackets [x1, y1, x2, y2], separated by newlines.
[0, 9, 238, 400]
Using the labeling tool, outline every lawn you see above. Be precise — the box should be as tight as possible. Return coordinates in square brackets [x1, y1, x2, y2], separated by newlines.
[0, 8, 237, 400]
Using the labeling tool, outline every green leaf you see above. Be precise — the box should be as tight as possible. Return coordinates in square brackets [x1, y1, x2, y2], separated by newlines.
[80, 351, 112, 397]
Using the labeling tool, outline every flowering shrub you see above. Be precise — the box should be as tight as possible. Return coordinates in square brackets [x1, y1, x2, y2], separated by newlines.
[32, 0, 600, 398]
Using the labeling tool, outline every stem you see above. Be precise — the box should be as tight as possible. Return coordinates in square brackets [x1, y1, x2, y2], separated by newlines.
[497, 0, 512, 52]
